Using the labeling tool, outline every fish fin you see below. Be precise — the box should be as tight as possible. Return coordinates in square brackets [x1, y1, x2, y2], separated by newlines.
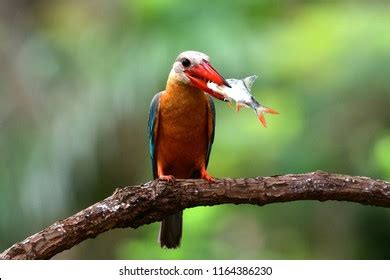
[236, 103, 244, 113]
[243, 75, 258, 90]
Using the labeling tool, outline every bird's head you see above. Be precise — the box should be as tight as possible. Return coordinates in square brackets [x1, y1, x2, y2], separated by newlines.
[169, 50, 230, 101]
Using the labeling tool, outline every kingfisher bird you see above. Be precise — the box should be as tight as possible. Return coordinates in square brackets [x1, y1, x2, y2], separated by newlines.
[148, 51, 230, 248]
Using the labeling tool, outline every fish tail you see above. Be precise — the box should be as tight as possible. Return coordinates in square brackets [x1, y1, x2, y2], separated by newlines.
[263, 106, 280, 115]
[257, 111, 267, 128]
[255, 106, 280, 128]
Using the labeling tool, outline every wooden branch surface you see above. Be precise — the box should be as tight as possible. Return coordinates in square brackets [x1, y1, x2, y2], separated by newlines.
[1, 171, 389, 260]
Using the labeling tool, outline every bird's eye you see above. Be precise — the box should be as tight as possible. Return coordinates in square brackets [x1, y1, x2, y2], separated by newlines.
[181, 58, 191, 68]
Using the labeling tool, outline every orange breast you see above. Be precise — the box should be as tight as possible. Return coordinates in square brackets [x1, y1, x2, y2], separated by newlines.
[156, 81, 209, 179]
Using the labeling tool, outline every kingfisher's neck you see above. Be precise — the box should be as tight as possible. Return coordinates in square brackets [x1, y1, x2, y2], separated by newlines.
[165, 78, 202, 98]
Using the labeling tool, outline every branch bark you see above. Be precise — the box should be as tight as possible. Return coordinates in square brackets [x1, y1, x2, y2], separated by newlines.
[1, 171, 390, 260]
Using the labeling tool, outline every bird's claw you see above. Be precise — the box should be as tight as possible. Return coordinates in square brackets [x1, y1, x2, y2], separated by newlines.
[200, 168, 216, 183]
[159, 175, 176, 184]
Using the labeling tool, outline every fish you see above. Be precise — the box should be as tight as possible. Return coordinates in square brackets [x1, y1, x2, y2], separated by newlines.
[207, 75, 279, 127]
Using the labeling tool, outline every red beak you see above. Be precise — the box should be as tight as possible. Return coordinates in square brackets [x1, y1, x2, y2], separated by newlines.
[184, 59, 230, 101]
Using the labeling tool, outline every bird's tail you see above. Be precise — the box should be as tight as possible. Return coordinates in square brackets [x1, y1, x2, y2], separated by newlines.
[255, 106, 279, 128]
[158, 211, 183, 249]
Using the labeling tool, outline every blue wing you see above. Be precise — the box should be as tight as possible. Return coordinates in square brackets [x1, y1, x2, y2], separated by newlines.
[148, 92, 162, 179]
[205, 96, 216, 168]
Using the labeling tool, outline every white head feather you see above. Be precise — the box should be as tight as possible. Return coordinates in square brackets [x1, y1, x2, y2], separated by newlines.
[169, 51, 210, 84]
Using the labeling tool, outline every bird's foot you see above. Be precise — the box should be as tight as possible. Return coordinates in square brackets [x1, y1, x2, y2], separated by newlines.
[200, 168, 216, 183]
[159, 175, 175, 184]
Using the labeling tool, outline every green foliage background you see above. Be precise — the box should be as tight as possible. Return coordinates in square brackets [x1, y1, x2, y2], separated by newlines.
[1, 0, 390, 259]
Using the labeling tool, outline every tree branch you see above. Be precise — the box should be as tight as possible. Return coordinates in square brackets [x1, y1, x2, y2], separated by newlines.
[1, 171, 389, 260]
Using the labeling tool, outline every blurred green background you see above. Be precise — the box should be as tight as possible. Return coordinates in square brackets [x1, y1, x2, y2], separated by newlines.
[1, 0, 390, 259]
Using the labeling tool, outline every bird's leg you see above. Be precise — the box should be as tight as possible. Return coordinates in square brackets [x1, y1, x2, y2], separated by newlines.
[200, 167, 215, 183]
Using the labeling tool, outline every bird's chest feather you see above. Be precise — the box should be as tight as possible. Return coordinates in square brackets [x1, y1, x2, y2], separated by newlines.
[159, 88, 208, 143]
[156, 85, 209, 175]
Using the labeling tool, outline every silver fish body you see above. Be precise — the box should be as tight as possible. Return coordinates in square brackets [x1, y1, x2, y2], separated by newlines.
[207, 75, 279, 127]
